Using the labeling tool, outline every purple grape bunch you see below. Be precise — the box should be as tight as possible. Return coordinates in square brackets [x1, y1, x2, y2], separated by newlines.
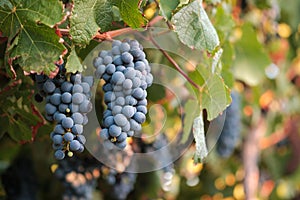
[93, 39, 153, 149]
[34, 65, 94, 160]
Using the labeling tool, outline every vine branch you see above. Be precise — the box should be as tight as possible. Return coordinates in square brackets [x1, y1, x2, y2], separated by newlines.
[149, 35, 201, 90]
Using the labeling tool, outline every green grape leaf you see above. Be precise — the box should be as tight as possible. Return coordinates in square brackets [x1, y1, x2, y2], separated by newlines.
[0, 0, 64, 41]
[200, 66, 231, 120]
[0, 0, 65, 74]
[113, 0, 147, 28]
[189, 66, 230, 121]
[159, 0, 180, 21]
[66, 47, 83, 73]
[182, 99, 200, 144]
[233, 23, 271, 86]
[171, 0, 220, 52]
[193, 111, 208, 164]
[10, 24, 65, 74]
[70, 0, 101, 45]
[95, 0, 113, 32]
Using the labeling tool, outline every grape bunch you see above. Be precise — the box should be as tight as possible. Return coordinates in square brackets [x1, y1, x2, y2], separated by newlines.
[53, 156, 100, 200]
[101, 167, 137, 200]
[93, 39, 153, 149]
[34, 64, 94, 160]
[216, 91, 241, 158]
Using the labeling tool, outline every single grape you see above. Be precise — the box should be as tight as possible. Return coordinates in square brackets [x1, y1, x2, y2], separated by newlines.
[137, 105, 147, 114]
[62, 117, 74, 129]
[70, 140, 81, 151]
[50, 93, 61, 105]
[116, 65, 126, 72]
[61, 92, 72, 104]
[137, 99, 147, 106]
[117, 132, 127, 142]
[103, 110, 112, 119]
[100, 128, 109, 140]
[54, 150, 65, 160]
[105, 64, 116, 75]
[95, 65, 106, 78]
[115, 97, 125, 106]
[132, 77, 141, 88]
[121, 52, 133, 63]
[71, 113, 84, 124]
[104, 91, 116, 103]
[72, 124, 83, 134]
[72, 93, 84, 104]
[121, 105, 135, 118]
[61, 82, 73, 93]
[112, 40, 122, 47]
[109, 125, 122, 137]
[134, 61, 145, 71]
[64, 132, 74, 142]
[121, 122, 130, 132]
[114, 114, 128, 127]
[79, 100, 92, 113]
[103, 83, 113, 92]
[70, 73, 82, 84]
[43, 80, 56, 94]
[113, 55, 123, 65]
[45, 103, 57, 115]
[93, 57, 103, 68]
[54, 125, 65, 134]
[80, 82, 90, 94]
[124, 68, 136, 79]
[132, 88, 144, 99]
[54, 112, 66, 123]
[112, 105, 122, 115]
[111, 71, 125, 85]
[99, 50, 108, 58]
[103, 116, 114, 127]
[103, 56, 113, 65]
[125, 96, 137, 106]
[122, 79, 133, 89]
[130, 119, 141, 131]
[77, 135, 86, 144]
[120, 42, 130, 52]
[52, 134, 63, 144]
[58, 103, 68, 113]
[72, 84, 83, 93]
[133, 112, 146, 123]
[112, 46, 121, 55]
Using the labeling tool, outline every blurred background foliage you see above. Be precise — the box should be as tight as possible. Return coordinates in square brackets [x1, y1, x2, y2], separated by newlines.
[1, 0, 300, 199]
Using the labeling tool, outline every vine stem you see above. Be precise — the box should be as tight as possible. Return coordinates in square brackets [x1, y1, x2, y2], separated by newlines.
[59, 16, 200, 89]
[149, 35, 201, 90]
[243, 117, 266, 200]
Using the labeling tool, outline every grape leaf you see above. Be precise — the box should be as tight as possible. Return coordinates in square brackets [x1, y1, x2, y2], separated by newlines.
[182, 99, 200, 144]
[171, 0, 220, 52]
[233, 23, 271, 86]
[0, 0, 64, 41]
[189, 66, 230, 121]
[193, 111, 208, 164]
[70, 0, 101, 45]
[0, 0, 65, 74]
[95, 0, 113, 32]
[10, 23, 65, 74]
[65, 47, 83, 73]
[113, 0, 147, 28]
[159, 0, 180, 21]
[200, 66, 231, 120]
